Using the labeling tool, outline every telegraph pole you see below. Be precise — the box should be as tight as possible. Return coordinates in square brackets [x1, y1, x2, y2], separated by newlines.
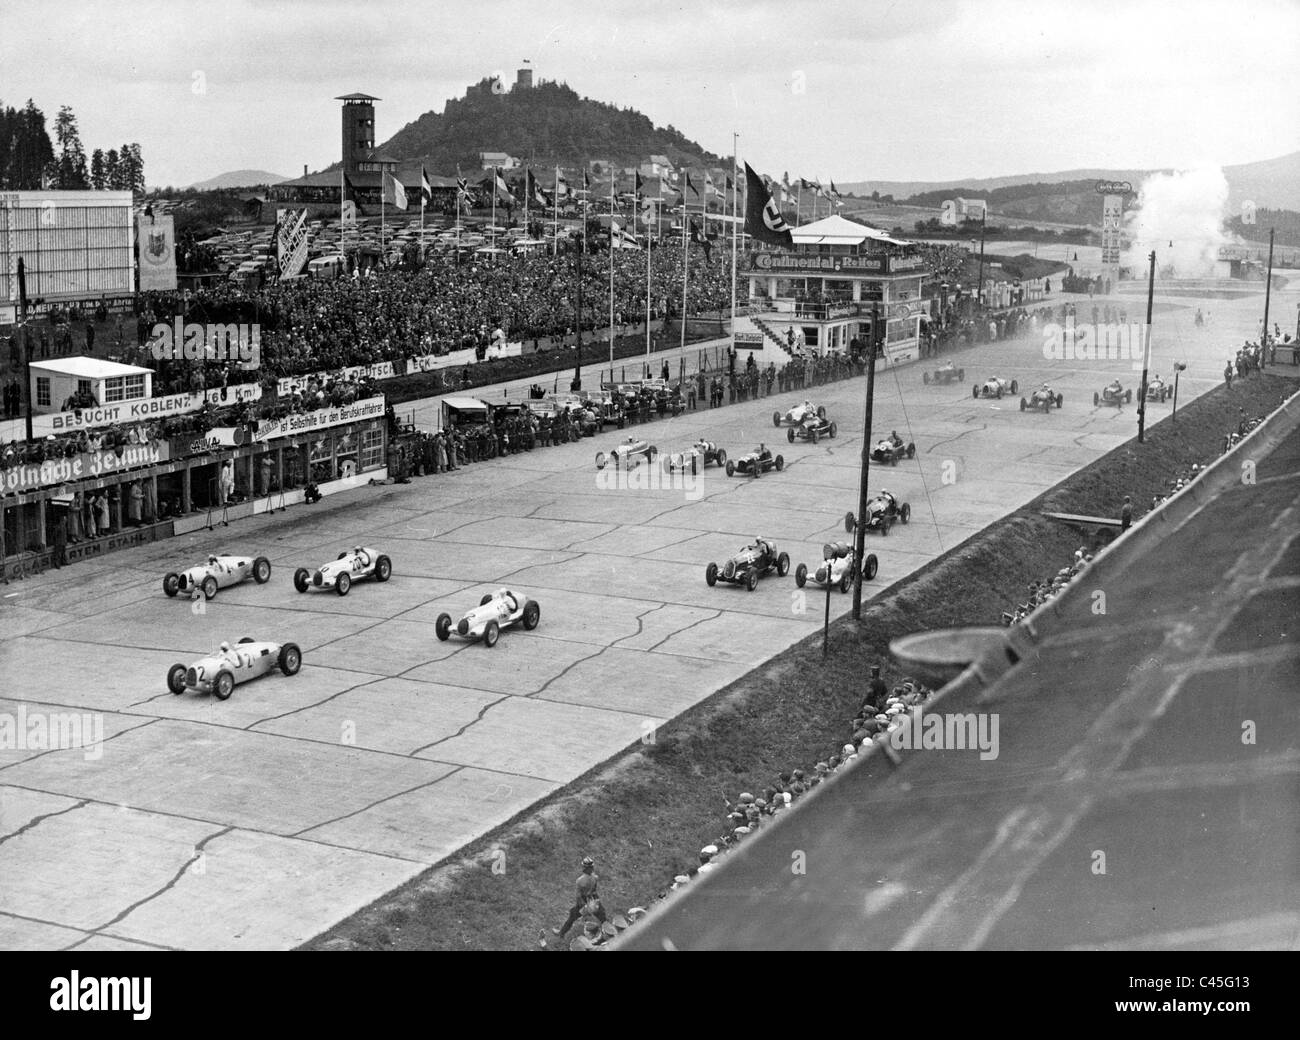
[1260, 227, 1275, 368]
[18, 257, 33, 442]
[852, 302, 881, 620]
[1137, 250, 1155, 443]
[975, 209, 987, 311]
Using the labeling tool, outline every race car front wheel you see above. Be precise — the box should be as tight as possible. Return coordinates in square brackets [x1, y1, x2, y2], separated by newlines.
[522, 600, 541, 630]
[901, 503, 911, 524]
[705, 562, 718, 587]
[201, 576, 218, 600]
[787, 427, 795, 443]
[972, 386, 979, 399]
[435, 613, 452, 641]
[213, 671, 235, 701]
[278, 643, 302, 676]
[253, 557, 271, 584]
[772, 411, 781, 427]
[795, 563, 807, 588]
[483, 620, 500, 648]
[745, 570, 759, 592]
[777, 552, 790, 577]
[294, 567, 311, 593]
[167, 664, 187, 695]
[863, 553, 879, 581]
[336, 572, 351, 596]
[163, 573, 180, 598]
[775, 455, 785, 471]
[725, 460, 736, 477]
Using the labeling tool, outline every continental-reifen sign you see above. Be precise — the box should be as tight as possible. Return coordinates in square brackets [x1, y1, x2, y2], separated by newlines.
[253, 396, 386, 443]
[1, 442, 169, 496]
[748, 252, 923, 275]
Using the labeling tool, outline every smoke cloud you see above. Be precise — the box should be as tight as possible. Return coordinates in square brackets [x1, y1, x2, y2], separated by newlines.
[1122, 167, 1239, 278]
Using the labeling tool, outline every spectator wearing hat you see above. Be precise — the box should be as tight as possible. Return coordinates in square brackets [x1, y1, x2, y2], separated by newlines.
[1120, 496, 1133, 531]
[553, 856, 606, 939]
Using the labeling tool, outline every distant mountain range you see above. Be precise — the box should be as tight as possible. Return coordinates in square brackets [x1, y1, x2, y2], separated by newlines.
[187, 169, 288, 190]
[839, 150, 1300, 212]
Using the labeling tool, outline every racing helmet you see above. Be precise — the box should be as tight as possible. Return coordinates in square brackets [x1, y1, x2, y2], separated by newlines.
[208, 555, 218, 565]
[219, 642, 231, 653]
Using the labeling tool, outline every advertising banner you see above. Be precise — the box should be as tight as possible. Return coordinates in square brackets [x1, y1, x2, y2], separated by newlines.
[1, 441, 170, 496]
[39, 383, 263, 436]
[252, 396, 386, 443]
[275, 363, 397, 397]
[137, 213, 177, 291]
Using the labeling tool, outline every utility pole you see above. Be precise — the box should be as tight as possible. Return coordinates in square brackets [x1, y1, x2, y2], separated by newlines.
[18, 257, 33, 442]
[1260, 227, 1275, 368]
[1138, 250, 1155, 443]
[975, 209, 987, 312]
[573, 228, 584, 392]
[852, 302, 881, 620]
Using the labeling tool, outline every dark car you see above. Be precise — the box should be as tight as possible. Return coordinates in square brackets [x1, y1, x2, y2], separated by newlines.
[787, 414, 837, 443]
[1094, 381, 1132, 407]
[726, 445, 785, 477]
[705, 538, 791, 591]
[870, 436, 915, 466]
[923, 361, 965, 385]
[857, 492, 911, 536]
[1020, 385, 1064, 412]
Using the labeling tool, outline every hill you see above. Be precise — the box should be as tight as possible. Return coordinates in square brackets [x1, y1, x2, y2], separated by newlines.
[840, 151, 1300, 212]
[369, 77, 723, 174]
[188, 169, 288, 190]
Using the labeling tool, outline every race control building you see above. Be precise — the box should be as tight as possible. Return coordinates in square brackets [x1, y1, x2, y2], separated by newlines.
[739, 215, 929, 366]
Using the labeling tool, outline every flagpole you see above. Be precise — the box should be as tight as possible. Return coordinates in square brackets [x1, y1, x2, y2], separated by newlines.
[730, 132, 739, 355]
[492, 168, 497, 251]
[609, 165, 615, 368]
[554, 166, 559, 257]
[381, 180, 385, 263]
[796, 183, 802, 227]
[646, 199, 653, 358]
[679, 194, 689, 354]
[524, 169, 529, 233]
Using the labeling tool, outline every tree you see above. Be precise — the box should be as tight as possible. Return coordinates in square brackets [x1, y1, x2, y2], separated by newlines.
[90, 148, 105, 189]
[0, 99, 55, 189]
[50, 105, 89, 188]
[104, 148, 120, 188]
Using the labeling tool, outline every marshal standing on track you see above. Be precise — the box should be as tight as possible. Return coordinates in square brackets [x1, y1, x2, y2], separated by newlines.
[553, 856, 606, 940]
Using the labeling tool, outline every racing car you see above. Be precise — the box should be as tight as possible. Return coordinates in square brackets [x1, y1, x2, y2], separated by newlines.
[773, 400, 826, 427]
[434, 588, 541, 648]
[1094, 380, 1132, 407]
[923, 361, 965, 385]
[973, 376, 1020, 400]
[856, 492, 911, 536]
[1139, 375, 1171, 403]
[595, 436, 658, 470]
[794, 514, 880, 593]
[787, 413, 837, 443]
[293, 546, 393, 596]
[1020, 384, 1064, 412]
[166, 637, 302, 700]
[663, 440, 727, 474]
[870, 434, 916, 466]
[163, 553, 272, 600]
[725, 444, 785, 477]
[705, 538, 791, 591]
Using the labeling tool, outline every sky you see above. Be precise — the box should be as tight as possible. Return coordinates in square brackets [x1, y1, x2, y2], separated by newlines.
[3, 0, 1298, 188]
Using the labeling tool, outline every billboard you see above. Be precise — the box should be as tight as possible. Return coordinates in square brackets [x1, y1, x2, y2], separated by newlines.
[137, 212, 177, 290]
[0, 191, 136, 310]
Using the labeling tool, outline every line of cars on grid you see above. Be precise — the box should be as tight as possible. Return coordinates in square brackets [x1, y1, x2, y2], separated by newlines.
[926, 362, 1172, 413]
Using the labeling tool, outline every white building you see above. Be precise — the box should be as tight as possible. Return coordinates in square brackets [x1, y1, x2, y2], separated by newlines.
[955, 197, 988, 221]
[479, 151, 520, 171]
[28, 357, 153, 414]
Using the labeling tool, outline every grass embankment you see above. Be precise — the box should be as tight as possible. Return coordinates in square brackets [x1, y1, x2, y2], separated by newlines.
[306, 372, 1297, 952]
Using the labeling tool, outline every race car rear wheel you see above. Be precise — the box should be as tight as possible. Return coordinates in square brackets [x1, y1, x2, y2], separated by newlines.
[163, 573, 180, 597]
[435, 613, 452, 641]
[777, 552, 790, 577]
[972, 385, 979, 399]
[829, 422, 837, 438]
[201, 576, 218, 600]
[705, 562, 718, 587]
[167, 664, 187, 695]
[745, 569, 759, 592]
[1010, 380, 1019, 395]
[795, 563, 807, 588]
[293, 567, 311, 593]
[1093, 391, 1100, 406]
[715, 450, 727, 469]
[480, 593, 494, 606]
[1056, 394, 1064, 408]
[336, 572, 351, 596]
[278, 643, 302, 676]
[844, 511, 858, 534]
[1020, 397, 1027, 411]
[787, 427, 795, 443]
[773, 411, 782, 427]
[483, 620, 500, 648]
[522, 600, 541, 630]
[817, 406, 827, 420]
[906, 443, 915, 459]
[901, 503, 911, 524]
[213, 671, 235, 700]
[253, 557, 271, 584]
[725, 460, 736, 477]
[375, 556, 392, 582]
[863, 553, 879, 581]
[839, 572, 851, 594]
[775, 455, 784, 471]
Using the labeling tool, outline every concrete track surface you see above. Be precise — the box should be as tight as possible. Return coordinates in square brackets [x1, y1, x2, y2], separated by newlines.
[619, 412, 1300, 951]
[0, 284, 1293, 949]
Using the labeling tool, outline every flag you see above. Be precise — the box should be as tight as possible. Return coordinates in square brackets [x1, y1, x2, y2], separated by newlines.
[420, 167, 432, 201]
[800, 178, 812, 190]
[556, 168, 570, 197]
[494, 167, 514, 202]
[634, 171, 645, 200]
[583, 170, 591, 192]
[686, 172, 699, 196]
[690, 218, 713, 262]
[829, 179, 841, 199]
[726, 175, 734, 194]
[527, 169, 549, 207]
[383, 171, 408, 211]
[704, 172, 717, 197]
[782, 172, 791, 190]
[743, 162, 793, 248]
[658, 175, 677, 201]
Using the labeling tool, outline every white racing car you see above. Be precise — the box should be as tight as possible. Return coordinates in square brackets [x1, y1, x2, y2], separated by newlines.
[773, 400, 826, 427]
[435, 588, 541, 648]
[166, 637, 302, 700]
[163, 553, 271, 600]
[595, 436, 658, 470]
[794, 517, 880, 593]
[294, 545, 393, 596]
